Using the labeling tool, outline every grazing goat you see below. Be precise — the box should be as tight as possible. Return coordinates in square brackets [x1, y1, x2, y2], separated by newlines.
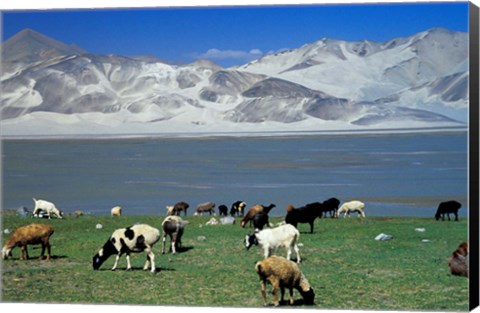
[32, 198, 63, 219]
[92, 224, 160, 273]
[241, 204, 276, 228]
[336, 200, 366, 218]
[161, 216, 189, 254]
[255, 256, 315, 306]
[435, 200, 461, 221]
[245, 224, 301, 263]
[230, 201, 247, 216]
[218, 204, 229, 216]
[194, 201, 216, 216]
[321, 197, 340, 218]
[2, 223, 54, 260]
[111, 206, 122, 217]
[448, 241, 469, 277]
[166, 202, 189, 216]
[285, 202, 324, 233]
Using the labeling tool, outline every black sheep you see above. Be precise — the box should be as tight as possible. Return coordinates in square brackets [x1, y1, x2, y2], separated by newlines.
[435, 200, 461, 221]
[285, 202, 325, 233]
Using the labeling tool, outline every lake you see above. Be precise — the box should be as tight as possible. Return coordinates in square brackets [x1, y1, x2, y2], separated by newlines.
[1, 131, 468, 218]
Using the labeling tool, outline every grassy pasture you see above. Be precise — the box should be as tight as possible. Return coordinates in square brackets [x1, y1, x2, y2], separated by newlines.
[0, 214, 469, 311]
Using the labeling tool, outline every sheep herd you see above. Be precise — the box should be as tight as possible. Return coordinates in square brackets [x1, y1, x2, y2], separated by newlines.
[1, 196, 468, 307]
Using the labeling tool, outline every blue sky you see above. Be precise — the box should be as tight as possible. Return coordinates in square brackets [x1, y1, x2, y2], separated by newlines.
[1, 2, 470, 67]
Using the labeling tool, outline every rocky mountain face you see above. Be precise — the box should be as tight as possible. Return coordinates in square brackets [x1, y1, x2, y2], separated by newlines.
[0, 28, 468, 136]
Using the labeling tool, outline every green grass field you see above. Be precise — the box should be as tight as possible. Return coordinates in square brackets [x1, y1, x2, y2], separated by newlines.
[0, 214, 469, 311]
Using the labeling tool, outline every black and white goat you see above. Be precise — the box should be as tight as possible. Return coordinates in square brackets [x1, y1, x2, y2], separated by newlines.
[92, 224, 160, 273]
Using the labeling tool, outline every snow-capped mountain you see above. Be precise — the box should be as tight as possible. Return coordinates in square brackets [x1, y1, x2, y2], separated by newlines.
[0, 28, 468, 137]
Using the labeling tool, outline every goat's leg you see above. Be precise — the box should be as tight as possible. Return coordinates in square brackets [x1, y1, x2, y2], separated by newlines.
[144, 249, 155, 273]
[455, 212, 459, 221]
[264, 247, 271, 259]
[161, 235, 167, 254]
[289, 287, 294, 305]
[294, 243, 301, 263]
[39, 243, 46, 260]
[447, 213, 451, 221]
[20, 245, 27, 260]
[309, 221, 314, 234]
[45, 242, 51, 260]
[125, 254, 132, 270]
[112, 254, 121, 271]
[260, 280, 268, 306]
[271, 280, 280, 306]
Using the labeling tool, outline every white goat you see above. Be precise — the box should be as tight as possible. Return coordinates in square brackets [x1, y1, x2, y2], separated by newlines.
[245, 224, 301, 263]
[336, 200, 366, 218]
[92, 224, 160, 273]
[32, 198, 63, 219]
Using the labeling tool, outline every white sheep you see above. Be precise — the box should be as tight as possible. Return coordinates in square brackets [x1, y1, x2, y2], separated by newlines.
[32, 198, 63, 219]
[92, 224, 160, 273]
[111, 206, 122, 217]
[245, 223, 301, 263]
[335, 200, 366, 218]
[255, 255, 315, 306]
[161, 216, 189, 254]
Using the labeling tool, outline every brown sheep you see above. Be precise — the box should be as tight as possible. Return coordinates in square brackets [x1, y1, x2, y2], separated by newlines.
[241, 203, 276, 228]
[255, 255, 315, 306]
[448, 241, 469, 277]
[2, 223, 54, 260]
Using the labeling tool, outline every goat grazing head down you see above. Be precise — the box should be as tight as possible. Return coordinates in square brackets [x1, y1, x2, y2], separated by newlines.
[245, 232, 259, 250]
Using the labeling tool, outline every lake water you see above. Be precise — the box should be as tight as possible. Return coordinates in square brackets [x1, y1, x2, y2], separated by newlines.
[1, 132, 468, 218]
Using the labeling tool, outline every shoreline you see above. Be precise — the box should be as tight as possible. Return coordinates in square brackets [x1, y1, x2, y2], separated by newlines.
[0, 126, 468, 141]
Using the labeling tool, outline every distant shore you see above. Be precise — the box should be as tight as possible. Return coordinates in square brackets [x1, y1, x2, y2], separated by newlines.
[0, 125, 468, 141]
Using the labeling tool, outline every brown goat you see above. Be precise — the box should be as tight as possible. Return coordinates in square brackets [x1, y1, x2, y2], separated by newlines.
[2, 223, 54, 260]
[448, 241, 469, 277]
[241, 204, 276, 228]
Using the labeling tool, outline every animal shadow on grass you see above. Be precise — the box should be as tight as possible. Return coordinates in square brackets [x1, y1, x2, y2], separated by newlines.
[96, 267, 176, 273]
[176, 246, 194, 253]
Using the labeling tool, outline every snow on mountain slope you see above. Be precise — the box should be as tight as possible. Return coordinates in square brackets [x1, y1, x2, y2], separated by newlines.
[0, 28, 468, 137]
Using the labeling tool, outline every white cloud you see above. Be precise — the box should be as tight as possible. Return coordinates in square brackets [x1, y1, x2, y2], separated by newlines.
[194, 48, 263, 62]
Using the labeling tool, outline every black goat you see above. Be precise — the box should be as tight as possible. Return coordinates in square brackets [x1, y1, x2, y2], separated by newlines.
[285, 202, 325, 233]
[320, 197, 340, 218]
[435, 200, 461, 221]
[252, 212, 270, 230]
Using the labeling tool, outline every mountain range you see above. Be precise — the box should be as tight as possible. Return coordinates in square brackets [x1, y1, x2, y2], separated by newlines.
[0, 28, 469, 137]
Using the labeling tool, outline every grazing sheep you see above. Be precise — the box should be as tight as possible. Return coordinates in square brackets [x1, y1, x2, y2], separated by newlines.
[92, 224, 160, 273]
[230, 201, 247, 216]
[245, 224, 301, 263]
[32, 198, 63, 219]
[241, 204, 276, 228]
[194, 201, 216, 216]
[321, 197, 340, 218]
[161, 216, 189, 254]
[2, 223, 54, 260]
[435, 200, 461, 221]
[448, 241, 469, 277]
[218, 204, 229, 216]
[335, 200, 366, 218]
[252, 212, 270, 230]
[111, 206, 122, 217]
[285, 202, 324, 233]
[255, 256, 315, 306]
